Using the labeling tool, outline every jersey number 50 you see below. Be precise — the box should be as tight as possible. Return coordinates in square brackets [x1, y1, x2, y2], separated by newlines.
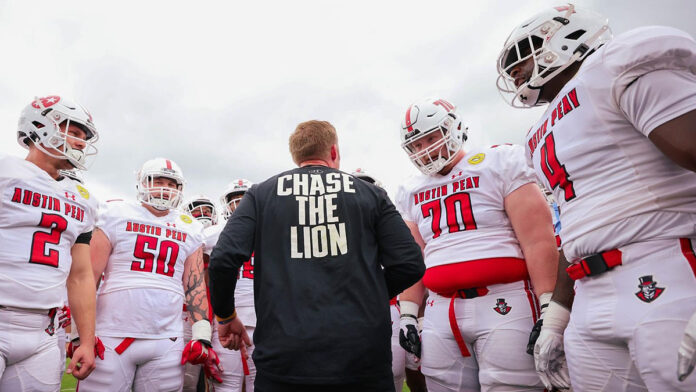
[131, 234, 180, 277]
[421, 193, 477, 239]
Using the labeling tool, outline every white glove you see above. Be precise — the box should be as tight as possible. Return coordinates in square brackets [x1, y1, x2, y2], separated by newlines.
[399, 301, 421, 369]
[527, 292, 552, 355]
[678, 312, 696, 381]
[534, 300, 571, 390]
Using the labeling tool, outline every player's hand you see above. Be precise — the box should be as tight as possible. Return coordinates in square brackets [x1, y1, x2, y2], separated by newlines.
[67, 336, 105, 360]
[399, 315, 421, 359]
[57, 305, 71, 329]
[678, 312, 696, 381]
[218, 317, 252, 352]
[202, 346, 224, 383]
[67, 339, 97, 380]
[181, 340, 214, 365]
[533, 300, 571, 390]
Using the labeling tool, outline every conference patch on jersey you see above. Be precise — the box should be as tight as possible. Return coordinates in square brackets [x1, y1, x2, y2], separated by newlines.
[467, 153, 485, 165]
[76, 184, 90, 200]
[180, 214, 193, 224]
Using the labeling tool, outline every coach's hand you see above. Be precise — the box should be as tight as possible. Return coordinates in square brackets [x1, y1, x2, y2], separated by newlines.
[678, 312, 696, 381]
[67, 337, 97, 380]
[534, 300, 571, 390]
[218, 315, 252, 352]
[399, 300, 422, 367]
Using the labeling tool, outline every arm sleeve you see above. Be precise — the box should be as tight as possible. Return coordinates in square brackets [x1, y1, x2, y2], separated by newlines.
[619, 69, 696, 137]
[498, 145, 538, 197]
[375, 189, 425, 298]
[208, 189, 257, 318]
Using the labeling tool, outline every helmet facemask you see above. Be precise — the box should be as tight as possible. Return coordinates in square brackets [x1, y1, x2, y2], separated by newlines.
[137, 174, 184, 211]
[185, 199, 218, 228]
[496, 4, 612, 108]
[402, 114, 465, 176]
[221, 193, 244, 219]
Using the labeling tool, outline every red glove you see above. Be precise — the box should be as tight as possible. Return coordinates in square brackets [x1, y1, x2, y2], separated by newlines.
[67, 336, 105, 360]
[57, 306, 71, 329]
[202, 347, 223, 383]
[181, 340, 212, 365]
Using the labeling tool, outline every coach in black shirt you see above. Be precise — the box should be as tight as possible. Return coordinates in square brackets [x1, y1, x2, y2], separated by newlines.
[209, 120, 425, 392]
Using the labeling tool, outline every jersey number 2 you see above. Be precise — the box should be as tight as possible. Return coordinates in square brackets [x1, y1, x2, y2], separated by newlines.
[421, 193, 477, 239]
[131, 234, 180, 277]
[540, 132, 576, 201]
[30, 213, 68, 268]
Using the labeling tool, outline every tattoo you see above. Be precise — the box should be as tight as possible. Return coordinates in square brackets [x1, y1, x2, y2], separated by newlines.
[185, 248, 209, 323]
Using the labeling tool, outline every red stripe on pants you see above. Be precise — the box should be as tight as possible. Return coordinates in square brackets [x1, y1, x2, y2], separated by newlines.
[680, 238, 696, 277]
[448, 294, 471, 357]
[524, 280, 540, 322]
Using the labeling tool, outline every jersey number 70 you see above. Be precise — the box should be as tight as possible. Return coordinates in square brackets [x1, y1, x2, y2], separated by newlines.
[420, 192, 477, 239]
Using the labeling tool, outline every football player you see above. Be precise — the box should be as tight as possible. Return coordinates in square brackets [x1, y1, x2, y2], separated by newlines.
[498, 4, 696, 390]
[181, 194, 219, 391]
[204, 179, 257, 392]
[395, 98, 558, 391]
[0, 96, 100, 390]
[79, 158, 221, 391]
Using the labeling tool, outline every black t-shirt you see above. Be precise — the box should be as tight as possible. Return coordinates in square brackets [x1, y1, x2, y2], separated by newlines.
[209, 165, 424, 384]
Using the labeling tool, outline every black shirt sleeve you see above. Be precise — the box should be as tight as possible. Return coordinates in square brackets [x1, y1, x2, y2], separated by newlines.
[209, 187, 257, 318]
[75, 230, 93, 244]
[375, 189, 425, 298]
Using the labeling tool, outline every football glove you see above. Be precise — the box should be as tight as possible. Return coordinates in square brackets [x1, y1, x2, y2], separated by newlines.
[678, 311, 696, 381]
[533, 300, 571, 390]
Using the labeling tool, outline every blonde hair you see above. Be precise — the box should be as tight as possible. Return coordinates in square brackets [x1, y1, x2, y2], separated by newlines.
[289, 120, 338, 165]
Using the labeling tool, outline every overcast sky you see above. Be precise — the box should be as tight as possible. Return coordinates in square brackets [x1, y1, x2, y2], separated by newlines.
[2, 0, 695, 209]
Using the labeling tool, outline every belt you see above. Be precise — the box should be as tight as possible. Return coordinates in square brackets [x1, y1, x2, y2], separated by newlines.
[567, 249, 623, 280]
[439, 287, 489, 358]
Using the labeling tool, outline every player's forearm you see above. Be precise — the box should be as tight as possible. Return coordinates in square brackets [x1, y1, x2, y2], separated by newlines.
[551, 251, 575, 309]
[67, 264, 96, 345]
[184, 250, 210, 323]
[523, 240, 559, 297]
[399, 279, 427, 305]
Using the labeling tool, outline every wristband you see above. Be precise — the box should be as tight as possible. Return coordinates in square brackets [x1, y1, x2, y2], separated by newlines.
[538, 292, 553, 318]
[399, 300, 419, 318]
[192, 319, 212, 343]
[215, 311, 237, 325]
[543, 300, 571, 333]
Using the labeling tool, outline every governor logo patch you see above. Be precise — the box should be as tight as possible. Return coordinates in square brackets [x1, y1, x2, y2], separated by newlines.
[635, 275, 665, 303]
[494, 298, 511, 315]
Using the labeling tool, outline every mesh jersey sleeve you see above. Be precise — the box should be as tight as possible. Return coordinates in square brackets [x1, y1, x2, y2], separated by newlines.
[497, 145, 538, 197]
[619, 69, 696, 136]
[394, 184, 414, 223]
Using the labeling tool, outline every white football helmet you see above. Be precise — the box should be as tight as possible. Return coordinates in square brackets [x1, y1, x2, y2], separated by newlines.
[58, 169, 84, 184]
[400, 98, 468, 176]
[497, 4, 612, 107]
[220, 179, 252, 219]
[136, 158, 185, 211]
[351, 168, 383, 189]
[17, 96, 99, 170]
[183, 195, 218, 228]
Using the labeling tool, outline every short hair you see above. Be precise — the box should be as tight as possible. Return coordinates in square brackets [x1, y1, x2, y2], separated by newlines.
[289, 120, 338, 165]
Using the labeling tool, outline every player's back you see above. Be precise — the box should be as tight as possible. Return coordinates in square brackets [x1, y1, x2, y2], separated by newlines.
[96, 200, 203, 338]
[0, 155, 97, 309]
[525, 26, 696, 262]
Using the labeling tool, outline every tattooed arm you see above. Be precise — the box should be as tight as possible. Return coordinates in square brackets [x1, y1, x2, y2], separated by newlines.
[183, 246, 209, 323]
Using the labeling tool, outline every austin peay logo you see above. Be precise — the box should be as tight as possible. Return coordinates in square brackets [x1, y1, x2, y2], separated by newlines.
[494, 298, 511, 315]
[635, 275, 665, 303]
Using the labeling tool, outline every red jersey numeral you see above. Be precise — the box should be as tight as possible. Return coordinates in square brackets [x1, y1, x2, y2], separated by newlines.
[131, 235, 180, 277]
[241, 259, 254, 280]
[30, 213, 68, 268]
[421, 193, 477, 239]
[540, 132, 576, 201]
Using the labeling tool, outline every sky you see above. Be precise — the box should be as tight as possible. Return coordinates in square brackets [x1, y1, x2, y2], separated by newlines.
[1, 0, 695, 210]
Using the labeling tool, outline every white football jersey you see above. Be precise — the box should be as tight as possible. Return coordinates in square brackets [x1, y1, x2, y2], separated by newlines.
[204, 224, 255, 312]
[95, 200, 204, 338]
[0, 156, 98, 309]
[395, 145, 537, 269]
[525, 26, 696, 262]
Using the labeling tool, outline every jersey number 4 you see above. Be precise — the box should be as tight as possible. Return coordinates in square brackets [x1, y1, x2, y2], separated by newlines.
[421, 193, 477, 239]
[30, 213, 68, 268]
[540, 132, 576, 201]
[131, 234, 180, 277]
